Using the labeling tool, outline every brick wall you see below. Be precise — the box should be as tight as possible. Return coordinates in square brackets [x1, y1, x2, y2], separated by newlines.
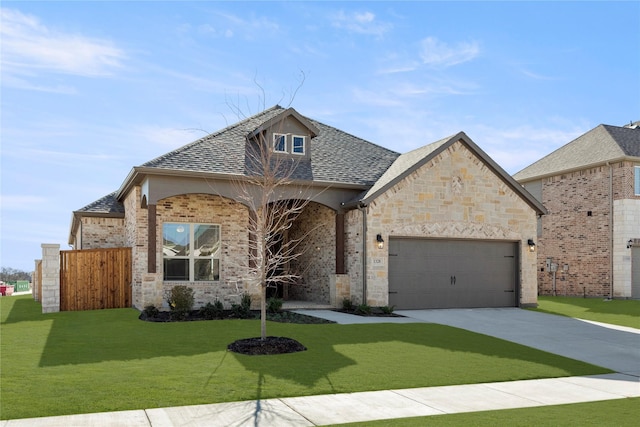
[155, 193, 251, 309]
[538, 161, 639, 297]
[287, 202, 335, 303]
[363, 141, 538, 307]
[79, 217, 126, 248]
[124, 187, 149, 308]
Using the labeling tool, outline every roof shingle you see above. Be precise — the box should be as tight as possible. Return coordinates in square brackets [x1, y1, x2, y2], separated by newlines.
[142, 105, 400, 186]
[514, 124, 640, 181]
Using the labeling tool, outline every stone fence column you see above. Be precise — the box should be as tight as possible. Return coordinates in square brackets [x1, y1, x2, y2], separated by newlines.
[33, 259, 42, 302]
[41, 244, 60, 313]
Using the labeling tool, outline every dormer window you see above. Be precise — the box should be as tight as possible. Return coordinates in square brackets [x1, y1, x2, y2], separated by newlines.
[273, 134, 286, 152]
[292, 135, 305, 155]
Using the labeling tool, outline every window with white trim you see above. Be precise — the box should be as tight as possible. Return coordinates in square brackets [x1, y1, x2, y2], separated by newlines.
[163, 223, 220, 281]
[273, 133, 286, 152]
[635, 166, 640, 196]
[292, 135, 305, 154]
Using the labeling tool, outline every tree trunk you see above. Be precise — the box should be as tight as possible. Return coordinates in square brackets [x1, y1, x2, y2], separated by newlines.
[260, 283, 267, 340]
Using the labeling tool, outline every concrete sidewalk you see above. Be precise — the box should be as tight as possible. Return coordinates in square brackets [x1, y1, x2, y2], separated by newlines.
[2, 373, 638, 426]
[3, 308, 639, 426]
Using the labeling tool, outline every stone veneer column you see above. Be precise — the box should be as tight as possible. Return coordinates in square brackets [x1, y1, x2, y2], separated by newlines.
[329, 274, 350, 307]
[40, 244, 60, 313]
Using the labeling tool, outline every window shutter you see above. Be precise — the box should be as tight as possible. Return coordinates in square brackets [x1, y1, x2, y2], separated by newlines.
[635, 167, 640, 196]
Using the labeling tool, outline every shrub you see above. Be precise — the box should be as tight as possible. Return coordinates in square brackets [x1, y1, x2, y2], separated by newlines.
[167, 285, 194, 320]
[231, 293, 253, 319]
[380, 305, 395, 315]
[199, 300, 224, 320]
[267, 297, 283, 313]
[342, 298, 355, 311]
[356, 303, 372, 315]
[142, 304, 159, 319]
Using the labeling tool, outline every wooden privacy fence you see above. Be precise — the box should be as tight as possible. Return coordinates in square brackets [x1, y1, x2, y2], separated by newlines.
[60, 247, 132, 311]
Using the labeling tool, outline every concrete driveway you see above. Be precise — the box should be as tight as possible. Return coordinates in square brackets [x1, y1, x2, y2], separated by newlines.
[398, 308, 640, 376]
[297, 307, 640, 376]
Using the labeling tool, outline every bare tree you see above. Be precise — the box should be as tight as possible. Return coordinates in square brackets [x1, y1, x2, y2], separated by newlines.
[0, 267, 32, 282]
[233, 127, 319, 340]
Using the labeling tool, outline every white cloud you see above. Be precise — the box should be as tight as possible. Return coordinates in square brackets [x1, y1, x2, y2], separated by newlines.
[133, 126, 205, 149]
[467, 123, 587, 174]
[211, 11, 279, 40]
[419, 37, 480, 68]
[519, 67, 558, 81]
[331, 10, 392, 37]
[0, 8, 125, 78]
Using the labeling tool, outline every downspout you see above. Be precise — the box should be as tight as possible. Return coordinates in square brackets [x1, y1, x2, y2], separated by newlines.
[357, 203, 368, 304]
[607, 162, 613, 300]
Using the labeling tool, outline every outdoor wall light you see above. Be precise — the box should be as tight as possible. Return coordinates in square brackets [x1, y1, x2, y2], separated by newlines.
[527, 239, 536, 252]
[627, 239, 634, 249]
[376, 234, 385, 249]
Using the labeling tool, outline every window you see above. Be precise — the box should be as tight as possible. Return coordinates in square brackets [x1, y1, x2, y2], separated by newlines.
[635, 166, 640, 196]
[273, 133, 286, 152]
[163, 223, 220, 281]
[292, 135, 305, 154]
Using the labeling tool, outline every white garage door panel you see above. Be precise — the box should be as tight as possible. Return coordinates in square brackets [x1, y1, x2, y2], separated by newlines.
[388, 238, 518, 309]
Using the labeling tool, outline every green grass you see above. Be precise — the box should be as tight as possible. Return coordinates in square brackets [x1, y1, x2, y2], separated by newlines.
[531, 296, 640, 329]
[1, 296, 611, 420]
[330, 397, 640, 426]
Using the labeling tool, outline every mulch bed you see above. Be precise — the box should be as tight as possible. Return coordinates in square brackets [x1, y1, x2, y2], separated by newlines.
[138, 310, 334, 324]
[227, 336, 307, 355]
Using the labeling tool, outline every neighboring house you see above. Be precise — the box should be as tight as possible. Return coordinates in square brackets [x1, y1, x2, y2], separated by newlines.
[69, 106, 545, 311]
[514, 122, 640, 299]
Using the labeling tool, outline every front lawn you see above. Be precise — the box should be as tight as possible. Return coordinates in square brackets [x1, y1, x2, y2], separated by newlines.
[532, 296, 640, 329]
[1, 296, 611, 420]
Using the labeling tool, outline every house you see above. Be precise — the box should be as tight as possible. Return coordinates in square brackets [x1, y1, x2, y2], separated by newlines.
[69, 106, 545, 311]
[514, 122, 640, 299]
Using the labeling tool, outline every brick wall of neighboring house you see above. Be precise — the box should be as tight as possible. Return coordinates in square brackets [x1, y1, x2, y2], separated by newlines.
[537, 161, 640, 298]
[287, 201, 336, 303]
[364, 141, 539, 307]
[79, 217, 126, 248]
[538, 164, 621, 297]
[156, 193, 251, 309]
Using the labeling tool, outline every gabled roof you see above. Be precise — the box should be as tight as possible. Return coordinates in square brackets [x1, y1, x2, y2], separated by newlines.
[74, 192, 124, 215]
[248, 107, 320, 139]
[138, 105, 399, 187]
[514, 124, 640, 182]
[350, 132, 546, 215]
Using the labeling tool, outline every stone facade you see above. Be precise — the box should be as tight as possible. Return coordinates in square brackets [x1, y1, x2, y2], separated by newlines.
[361, 141, 538, 307]
[344, 208, 364, 303]
[537, 161, 640, 297]
[40, 244, 61, 313]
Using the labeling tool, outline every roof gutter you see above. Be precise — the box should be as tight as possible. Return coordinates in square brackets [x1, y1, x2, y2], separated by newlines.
[116, 166, 370, 202]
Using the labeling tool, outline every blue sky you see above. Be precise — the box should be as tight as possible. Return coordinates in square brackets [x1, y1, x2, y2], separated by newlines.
[1, 1, 639, 272]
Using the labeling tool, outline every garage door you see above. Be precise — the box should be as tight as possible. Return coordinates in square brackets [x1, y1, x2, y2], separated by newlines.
[388, 238, 518, 309]
[632, 246, 640, 299]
